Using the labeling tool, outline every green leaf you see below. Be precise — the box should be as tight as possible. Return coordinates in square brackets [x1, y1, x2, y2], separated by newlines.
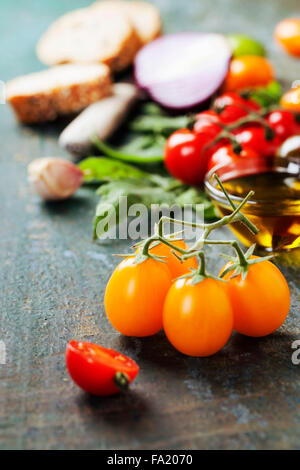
[79, 157, 147, 183]
[242, 81, 283, 107]
[139, 102, 167, 116]
[92, 136, 164, 164]
[129, 114, 191, 135]
[93, 175, 218, 239]
[176, 187, 219, 220]
[117, 134, 159, 153]
[93, 178, 175, 239]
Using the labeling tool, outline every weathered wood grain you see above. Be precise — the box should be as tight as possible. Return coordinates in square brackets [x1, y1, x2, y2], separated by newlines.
[0, 0, 300, 450]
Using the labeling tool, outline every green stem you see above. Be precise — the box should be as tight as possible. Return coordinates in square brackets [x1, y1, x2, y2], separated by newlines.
[214, 174, 258, 235]
[92, 136, 163, 163]
[232, 241, 248, 267]
[214, 129, 242, 154]
[215, 97, 278, 139]
[158, 215, 206, 231]
[114, 372, 129, 392]
[198, 252, 206, 276]
[152, 180, 258, 256]
[158, 236, 188, 254]
[142, 236, 158, 257]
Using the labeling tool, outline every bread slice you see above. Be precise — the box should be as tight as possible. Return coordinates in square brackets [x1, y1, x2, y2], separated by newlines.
[6, 64, 112, 124]
[91, 1, 162, 45]
[36, 6, 141, 72]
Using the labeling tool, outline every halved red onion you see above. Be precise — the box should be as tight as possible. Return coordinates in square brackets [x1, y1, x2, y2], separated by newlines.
[134, 33, 232, 110]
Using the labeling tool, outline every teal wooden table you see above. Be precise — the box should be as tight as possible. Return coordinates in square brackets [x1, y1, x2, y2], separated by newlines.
[1, 0, 300, 450]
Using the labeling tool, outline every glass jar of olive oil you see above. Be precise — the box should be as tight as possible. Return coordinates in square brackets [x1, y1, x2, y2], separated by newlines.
[205, 157, 300, 251]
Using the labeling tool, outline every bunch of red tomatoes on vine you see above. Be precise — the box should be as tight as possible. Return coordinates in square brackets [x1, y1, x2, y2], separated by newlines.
[164, 91, 300, 186]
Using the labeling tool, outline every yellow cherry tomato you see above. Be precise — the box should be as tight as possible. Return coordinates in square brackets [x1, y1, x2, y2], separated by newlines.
[220, 259, 290, 337]
[280, 86, 300, 112]
[224, 56, 274, 92]
[163, 277, 233, 357]
[105, 257, 172, 337]
[148, 240, 197, 279]
[274, 18, 300, 57]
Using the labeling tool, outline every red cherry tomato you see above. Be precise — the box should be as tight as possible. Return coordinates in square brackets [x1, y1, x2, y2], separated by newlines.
[66, 340, 139, 396]
[195, 110, 221, 121]
[207, 144, 259, 173]
[266, 110, 300, 141]
[234, 126, 281, 156]
[193, 114, 224, 147]
[193, 111, 227, 162]
[193, 110, 223, 135]
[213, 92, 260, 124]
[213, 92, 260, 112]
[164, 129, 213, 185]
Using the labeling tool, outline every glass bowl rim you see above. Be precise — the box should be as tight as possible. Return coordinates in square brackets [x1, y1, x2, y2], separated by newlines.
[204, 158, 300, 206]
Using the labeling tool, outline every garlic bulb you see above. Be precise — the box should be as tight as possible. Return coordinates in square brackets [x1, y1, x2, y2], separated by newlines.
[28, 157, 83, 200]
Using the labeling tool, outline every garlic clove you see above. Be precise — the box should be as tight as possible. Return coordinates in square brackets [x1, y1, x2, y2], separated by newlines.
[28, 157, 83, 200]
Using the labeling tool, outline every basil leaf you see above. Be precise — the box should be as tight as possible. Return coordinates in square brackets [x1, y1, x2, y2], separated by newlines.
[242, 81, 283, 107]
[79, 157, 147, 183]
[92, 136, 164, 163]
[93, 179, 176, 239]
[93, 178, 218, 239]
[129, 114, 191, 135]
[139, 102, 167, 116]
[176, 187, 219, 220]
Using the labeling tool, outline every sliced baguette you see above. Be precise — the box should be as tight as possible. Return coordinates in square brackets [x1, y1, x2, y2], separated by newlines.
[6, 64, 112, 124]
[36, 7, 141, 72]
[59, 83, 140, 156]
[91, 1, 162, 45]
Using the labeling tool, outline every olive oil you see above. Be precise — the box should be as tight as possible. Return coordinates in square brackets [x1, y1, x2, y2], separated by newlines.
[216, 172, 300, 251]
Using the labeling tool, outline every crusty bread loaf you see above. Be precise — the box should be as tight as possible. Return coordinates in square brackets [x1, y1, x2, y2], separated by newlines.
[91, 1, 162, 45]
[6, 64, 112, 124]
[36, 6, 141, 72]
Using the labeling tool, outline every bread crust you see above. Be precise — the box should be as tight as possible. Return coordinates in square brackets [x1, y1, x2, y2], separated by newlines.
[91, 1, 162, 45]
[6, 64, 112, 124]
[36, 6, 141, 72]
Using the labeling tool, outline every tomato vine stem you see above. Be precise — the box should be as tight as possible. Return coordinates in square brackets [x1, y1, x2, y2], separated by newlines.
[114, 372, 129, 391]
[135, 171, 269, 281]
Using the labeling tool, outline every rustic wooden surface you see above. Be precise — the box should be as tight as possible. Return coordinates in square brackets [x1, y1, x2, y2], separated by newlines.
[1, 0, 300, 450]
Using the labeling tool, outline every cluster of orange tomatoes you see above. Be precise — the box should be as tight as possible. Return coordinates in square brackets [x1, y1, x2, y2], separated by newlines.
[104, 241, 290, 358]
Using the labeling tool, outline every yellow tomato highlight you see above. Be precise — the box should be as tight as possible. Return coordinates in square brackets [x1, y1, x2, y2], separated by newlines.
[105, 257, 172, 337]
[163, 277, 233, 357]
[221, 259, 290, 337]
[148, 240, 197, 279]
[275, 18, 300, 57]
[224, 56, 274, 92]
[280, 86, 300, 112]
